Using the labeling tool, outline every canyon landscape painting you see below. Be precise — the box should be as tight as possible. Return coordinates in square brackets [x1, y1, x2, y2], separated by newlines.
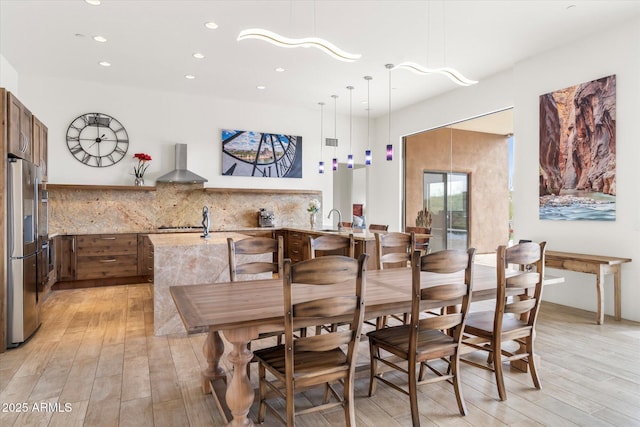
[539, 75, 616, 221]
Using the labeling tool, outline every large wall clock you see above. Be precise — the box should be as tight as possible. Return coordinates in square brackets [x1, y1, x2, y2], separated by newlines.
[66, 112, 129, 167]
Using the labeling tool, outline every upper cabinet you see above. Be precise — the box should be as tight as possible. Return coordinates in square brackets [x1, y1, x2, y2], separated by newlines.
[32, 115, 48, 181]
[6, 91, 34, 162]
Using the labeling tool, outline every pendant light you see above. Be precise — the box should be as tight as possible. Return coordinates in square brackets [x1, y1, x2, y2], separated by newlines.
[386, 63, 394, 161]
[364, 75, 372, 165]
[318, 102, 325, 174]
[347, 85, 354, 169]
[331, 94, 338, 171]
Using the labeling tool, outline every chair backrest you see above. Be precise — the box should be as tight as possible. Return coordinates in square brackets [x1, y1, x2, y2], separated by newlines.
[307, 234, 355, 259]
[405, 226, 430, 253]
[375, 231, 415, 269]
[339, 221, 353, 229]
[283, 254, 368, 380]
[494, 241, 547, 334]
[227, 236, 284, 281]
[369, 224, 389, 231]
[410, 248, 476, 353]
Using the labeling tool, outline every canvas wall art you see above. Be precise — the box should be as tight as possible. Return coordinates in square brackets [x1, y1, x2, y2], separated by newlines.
[222, 129, 302, 178]
[539, 74, 616, 220]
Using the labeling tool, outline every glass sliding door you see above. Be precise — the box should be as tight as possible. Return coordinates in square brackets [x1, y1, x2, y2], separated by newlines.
[423, 171, 469, 251]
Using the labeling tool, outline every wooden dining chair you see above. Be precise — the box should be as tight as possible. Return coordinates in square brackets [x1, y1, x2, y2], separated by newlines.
[227, 235, 287, 349]
[405, 226, 430, 254]
[338, 221, 353, 229]
[367, 248, 476, 426]
[308, 233, 355, 259]
[461, 241, 547, 401]
[308, 234, 356, 333]
[374, 231, 416, 327]
[253, 254, 368, 426]
[227, 235, 283, 281]
[369, 223, 389, 231]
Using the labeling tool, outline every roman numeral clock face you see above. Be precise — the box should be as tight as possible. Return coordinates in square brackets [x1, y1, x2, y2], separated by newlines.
[66, 113, 129, 167]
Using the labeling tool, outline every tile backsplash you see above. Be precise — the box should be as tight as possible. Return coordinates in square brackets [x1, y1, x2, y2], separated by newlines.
[48, 183, 321, 234]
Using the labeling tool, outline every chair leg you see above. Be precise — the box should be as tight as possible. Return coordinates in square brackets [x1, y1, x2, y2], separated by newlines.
[408, 360, 420, 427]
[286, 377, 295, 426]
[368, 340, 378, 396]
[258, 364, 267, 423]
[344, 374, 356, 427]
[527, 336, 542, 389]
[493, 338, 507, 401]
[450, 354, 468, 415]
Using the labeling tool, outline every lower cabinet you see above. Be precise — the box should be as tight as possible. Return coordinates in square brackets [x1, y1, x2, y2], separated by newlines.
[76, 234, 138, 280]
[137, 234, 154, 282]
[54, 233, 144, 288]
[286, 231, 306, 264]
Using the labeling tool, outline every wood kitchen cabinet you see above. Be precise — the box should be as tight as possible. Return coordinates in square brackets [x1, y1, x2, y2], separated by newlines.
[137, 234, 154, 282]
[6, 91, 33, 162]
[76, 234, 138, 280]
[56, 235, 77, 281]
[285, 230, 306, 264]
[32, 115, 48, 181]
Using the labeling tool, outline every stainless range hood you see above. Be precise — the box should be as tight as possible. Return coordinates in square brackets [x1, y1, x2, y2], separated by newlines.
[156, 144, 208, 183]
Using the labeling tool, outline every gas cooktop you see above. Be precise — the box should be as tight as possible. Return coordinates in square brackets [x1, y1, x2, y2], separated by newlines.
[156, 225, 204, 232]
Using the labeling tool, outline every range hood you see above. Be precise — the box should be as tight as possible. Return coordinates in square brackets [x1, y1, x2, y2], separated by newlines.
[156, 144, 208, 183]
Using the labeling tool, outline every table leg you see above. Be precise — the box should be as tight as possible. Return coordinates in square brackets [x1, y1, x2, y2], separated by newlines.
[613, 265, 622, 321]
[223, 328, 258, 427]
[596, 266, 604, 325]
[202, 329, 227, 393]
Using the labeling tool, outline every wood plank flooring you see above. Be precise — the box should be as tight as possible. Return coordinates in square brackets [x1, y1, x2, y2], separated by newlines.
[1, 283, 639, 426]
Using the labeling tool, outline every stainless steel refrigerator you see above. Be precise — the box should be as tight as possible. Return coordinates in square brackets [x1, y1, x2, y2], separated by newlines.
[7, 157, 41, 347]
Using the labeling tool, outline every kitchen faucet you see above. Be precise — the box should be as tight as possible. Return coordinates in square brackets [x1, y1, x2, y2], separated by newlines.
[328, 208, 343, 231]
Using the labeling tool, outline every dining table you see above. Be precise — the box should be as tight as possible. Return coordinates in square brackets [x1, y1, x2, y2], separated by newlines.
[170, 263, 563, 427]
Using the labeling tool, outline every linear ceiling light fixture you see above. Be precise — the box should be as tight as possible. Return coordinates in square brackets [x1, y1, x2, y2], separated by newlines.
[394, 62, 477, 86]
[237, 29, 361, 62]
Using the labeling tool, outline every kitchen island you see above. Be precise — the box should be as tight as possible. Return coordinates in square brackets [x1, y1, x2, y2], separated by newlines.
[150, 231, 270, 336]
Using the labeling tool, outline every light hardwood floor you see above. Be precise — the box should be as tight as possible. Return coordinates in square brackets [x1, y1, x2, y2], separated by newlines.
[1, 283, 639, 426]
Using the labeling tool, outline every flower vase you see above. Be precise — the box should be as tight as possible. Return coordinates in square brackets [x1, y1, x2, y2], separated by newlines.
[134, 177, 144, 186]
[309, 213, 317, 229]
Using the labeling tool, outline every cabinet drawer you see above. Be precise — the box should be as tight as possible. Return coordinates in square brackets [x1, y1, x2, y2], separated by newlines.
[77, 255, 138, 280]
[77, 234, 137, 256]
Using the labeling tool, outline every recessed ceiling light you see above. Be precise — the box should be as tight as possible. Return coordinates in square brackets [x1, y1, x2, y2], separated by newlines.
[185, 74, 196, 80]
[99, 61, 111, 67]
[93, 35, 107, 43]
[256, 85, 266, 90]
[275, 67, 285, 72]
[193, 52, 205, 59]
[204, 22, 219, 30]
[85, 0, 101, 5]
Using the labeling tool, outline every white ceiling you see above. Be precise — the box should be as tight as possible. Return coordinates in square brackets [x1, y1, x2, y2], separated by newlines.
[1, 0, 639, 122]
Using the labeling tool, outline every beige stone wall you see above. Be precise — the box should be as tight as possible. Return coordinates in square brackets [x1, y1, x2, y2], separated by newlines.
[48, 183, 321, 234]
[405, 128, 509, 253]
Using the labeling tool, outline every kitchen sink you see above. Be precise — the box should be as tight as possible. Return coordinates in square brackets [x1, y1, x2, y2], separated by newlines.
[319, 229, 340, 232]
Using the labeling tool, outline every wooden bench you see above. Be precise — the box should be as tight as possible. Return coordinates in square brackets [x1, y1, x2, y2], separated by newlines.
[544, 251, 632, 324]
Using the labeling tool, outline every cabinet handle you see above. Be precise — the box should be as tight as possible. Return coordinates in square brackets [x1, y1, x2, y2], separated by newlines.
[72, 238, 75, 253]
[100, 237, 117, 240]
[99, 259, 117, 263]
[19, 133, 27, 152]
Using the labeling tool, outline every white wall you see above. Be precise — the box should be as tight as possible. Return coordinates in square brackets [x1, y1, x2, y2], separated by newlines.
[0, 54, 19, 93]
[17, 74, 369, 218]
[512, 18, 640, 321]
[369, 16, 640, 321]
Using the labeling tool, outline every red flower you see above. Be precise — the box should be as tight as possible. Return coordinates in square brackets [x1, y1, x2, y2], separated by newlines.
[133, 153, 152, 177]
